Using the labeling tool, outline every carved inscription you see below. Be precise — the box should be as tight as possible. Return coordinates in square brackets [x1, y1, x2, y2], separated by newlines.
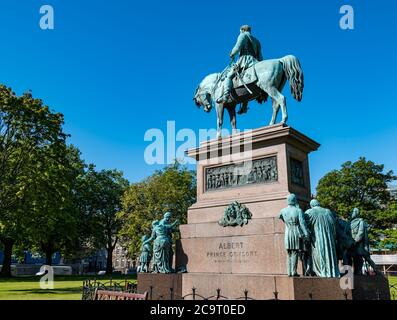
[206, 242, 258, 264]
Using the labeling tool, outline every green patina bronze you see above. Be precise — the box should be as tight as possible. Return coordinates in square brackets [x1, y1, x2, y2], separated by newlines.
[216, 24, 263, 106]
[332, 211, 355, 266]
[305, 199, 340, 278]
[346, 208, 378, 275]
[144, 212, 179, 274]
[279, 194, 310, 277]
[279, 203, 381, 278]
[193, 25, 304, 138]
[138, 235, 152, 273]
[219, 201, 252, 227]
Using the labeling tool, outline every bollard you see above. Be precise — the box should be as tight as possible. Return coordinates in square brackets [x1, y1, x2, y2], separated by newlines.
[216, 288, 221, 300]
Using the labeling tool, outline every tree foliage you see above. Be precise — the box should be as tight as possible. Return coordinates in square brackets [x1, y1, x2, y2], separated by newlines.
[25, 144, 85, 264]
[0, 85, 67, 274]
[118, 163, 196, 258]
[0, 84, 132, 273]
[316, 157, 397, 248]
[75, 167, 129, 273]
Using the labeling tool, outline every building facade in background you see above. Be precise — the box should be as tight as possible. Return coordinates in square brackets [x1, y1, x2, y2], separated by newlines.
[112, 244, 135, 273]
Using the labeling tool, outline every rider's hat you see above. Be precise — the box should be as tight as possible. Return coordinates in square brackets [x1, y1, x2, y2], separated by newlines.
[240, 25, 251, 32]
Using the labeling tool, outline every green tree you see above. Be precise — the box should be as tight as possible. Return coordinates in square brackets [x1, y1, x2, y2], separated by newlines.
[369, 201, 397, 249]
[75, 167, 129, 274]
[316, 157, 397, 247]
[0, 85, 66, 276]
[25, 144, 85, 265]
[118, 163, 196, 259]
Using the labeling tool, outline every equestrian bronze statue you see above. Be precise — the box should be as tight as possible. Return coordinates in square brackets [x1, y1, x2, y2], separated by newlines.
[194, 25, 304, 138]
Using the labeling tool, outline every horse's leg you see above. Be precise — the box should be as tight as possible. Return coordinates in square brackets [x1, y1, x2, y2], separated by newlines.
[216, 103, 225, 138]
[255, 61, 289, 125]
[280, 93, 287, 124]
[258, 84, 287, 125]
[227, 105, 237, 134]
[277, 75, 288, 124]
[269, 98, 280, 125]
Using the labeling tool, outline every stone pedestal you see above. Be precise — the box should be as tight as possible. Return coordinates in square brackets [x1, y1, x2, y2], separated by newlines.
[180, 274, 354, 300]
[137, 273, 390, 300]
[177, 124, 319, 277]
[137, 273, 183, 300]
[138, 124, 390, 300]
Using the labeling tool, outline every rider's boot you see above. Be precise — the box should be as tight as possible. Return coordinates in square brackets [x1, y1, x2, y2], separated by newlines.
[237, 102, 249, 114]
[216, 78, 233, 104]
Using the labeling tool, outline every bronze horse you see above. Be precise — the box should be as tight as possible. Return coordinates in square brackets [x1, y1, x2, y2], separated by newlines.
[194, 55, 304, 137]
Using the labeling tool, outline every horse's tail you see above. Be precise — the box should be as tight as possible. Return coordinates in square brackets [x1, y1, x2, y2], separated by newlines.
[280, 55, 304, 102]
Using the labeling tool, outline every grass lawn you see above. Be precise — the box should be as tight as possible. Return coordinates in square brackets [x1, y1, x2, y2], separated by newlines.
[389, 276, 397, 300]
[0, 275, 137, 300]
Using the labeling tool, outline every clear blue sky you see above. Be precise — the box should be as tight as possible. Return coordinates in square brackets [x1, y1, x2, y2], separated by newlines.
[1, 0, 396, 192]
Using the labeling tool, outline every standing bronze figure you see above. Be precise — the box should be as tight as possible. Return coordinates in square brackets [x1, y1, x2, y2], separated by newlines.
[346, 208, 378, 275]
[279, 194, 310, 277]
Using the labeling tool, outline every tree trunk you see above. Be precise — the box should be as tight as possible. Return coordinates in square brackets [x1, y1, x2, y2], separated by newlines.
[106, 247, 113, 274]
[0, 238, 15, 277]
[44, 243, 54, 266]
[45, 251, 53, 265]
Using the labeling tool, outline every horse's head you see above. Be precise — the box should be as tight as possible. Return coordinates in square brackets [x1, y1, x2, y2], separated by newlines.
[193, 88, 213, 113]
[193, 73, 219, 113]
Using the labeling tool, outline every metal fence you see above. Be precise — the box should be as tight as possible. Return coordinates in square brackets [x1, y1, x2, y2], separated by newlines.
[146, 287, 257, 300]
[81, 281, 396, 300]
[148, 286, 395, 300]
[82, 278, 137, 300]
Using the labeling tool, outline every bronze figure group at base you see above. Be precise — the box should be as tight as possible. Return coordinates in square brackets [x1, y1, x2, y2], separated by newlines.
[137, 212, 186, 274]
[279, 194, 378, 278]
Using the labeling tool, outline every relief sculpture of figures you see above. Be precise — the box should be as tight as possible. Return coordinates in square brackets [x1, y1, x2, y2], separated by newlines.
[305, 200, 340, 278]
[346, 208, 378, 275]
[194, 24, 304, 138]
[143, 212, 179, 274]
[279, 194, 310, 277]
[206, 157, 277, 191]
[219, 201, 252, 227]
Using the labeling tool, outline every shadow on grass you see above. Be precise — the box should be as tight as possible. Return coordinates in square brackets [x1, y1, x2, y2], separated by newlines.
[8, 288, 82, 296]
[0, 274, 137, 283]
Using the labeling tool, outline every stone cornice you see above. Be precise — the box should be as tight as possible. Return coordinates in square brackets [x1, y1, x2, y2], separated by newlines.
[186, 124, 320, 161]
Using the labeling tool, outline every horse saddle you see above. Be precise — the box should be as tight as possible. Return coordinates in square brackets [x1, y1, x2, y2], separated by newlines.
[232, 65, 258, 89]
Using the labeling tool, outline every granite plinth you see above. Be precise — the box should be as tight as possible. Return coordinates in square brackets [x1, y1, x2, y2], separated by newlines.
[137, 273, 390, 300]
[186, 124, 320, 225]
[137, 273, 182, 300]
[177, 124, 319, 278]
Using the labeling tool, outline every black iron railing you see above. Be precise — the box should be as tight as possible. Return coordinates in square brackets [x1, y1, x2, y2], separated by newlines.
[147, 286, 257, 300]
[82, 278, 137, 300]
[81, 281, 396, 300]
